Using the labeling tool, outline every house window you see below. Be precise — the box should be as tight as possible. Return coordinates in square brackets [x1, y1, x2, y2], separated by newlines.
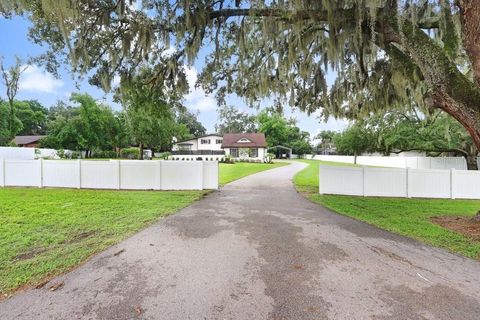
[250, 148, 258, 158]
[230, 148, 239, 157]
[201, 139, 211, 144]
[237, 138, 251, 143]
[216, 139, 223, 144]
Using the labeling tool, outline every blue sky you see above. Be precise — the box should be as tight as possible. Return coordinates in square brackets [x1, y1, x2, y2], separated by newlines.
[0, 16, 347, 140]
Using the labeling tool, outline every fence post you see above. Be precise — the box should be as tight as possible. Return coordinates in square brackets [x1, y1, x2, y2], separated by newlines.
[38, 158, 43, 188]
[362, 166, 366, 197]
[450, 168, 455, 199]
[77, 159, 82, 189]
[0, 158, 4, 187]
[115, 160, 121, 190]
[319, 164, 322, 194]
[155, 160, 162, 190]
[406, 167, 411, 198]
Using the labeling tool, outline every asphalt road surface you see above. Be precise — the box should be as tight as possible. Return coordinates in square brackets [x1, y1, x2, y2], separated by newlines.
[1, 161, 479, 319]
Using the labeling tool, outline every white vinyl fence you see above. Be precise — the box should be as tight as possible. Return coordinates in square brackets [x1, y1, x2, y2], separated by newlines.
[0, 147, 36, 159]
[313, 155, 468, 170]
[0, 159, 218, 190]
[0, 147, 74, 160]
[319, 165, 480, 200]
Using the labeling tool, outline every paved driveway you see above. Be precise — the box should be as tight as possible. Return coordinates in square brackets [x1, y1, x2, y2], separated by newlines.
[1, 162, 480, 319]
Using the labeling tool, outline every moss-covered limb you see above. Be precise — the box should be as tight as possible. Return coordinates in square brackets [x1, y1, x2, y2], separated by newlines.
[457, 1, 480, 86]
[375, 16, 480, 152]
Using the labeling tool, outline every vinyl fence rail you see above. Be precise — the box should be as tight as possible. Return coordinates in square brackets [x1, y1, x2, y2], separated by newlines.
[0, 159, 218, 190]
[319, 165, 480, 200]
[313, 155, 468, 170]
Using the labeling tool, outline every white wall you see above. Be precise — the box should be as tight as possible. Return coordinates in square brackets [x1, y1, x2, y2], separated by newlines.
[0, 147, 35, 160]
[319, 165, 480, 200]
[313, 155, 468, 170]
[0, 160, 218, 190]
[197, 135, 223, 151]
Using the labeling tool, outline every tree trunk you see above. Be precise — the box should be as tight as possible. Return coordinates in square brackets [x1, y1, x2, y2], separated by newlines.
[354, 153, 358, 164]
[139, 143, 144, 160]
[8, 99, 14, 139]
[466, 153, 479, 170]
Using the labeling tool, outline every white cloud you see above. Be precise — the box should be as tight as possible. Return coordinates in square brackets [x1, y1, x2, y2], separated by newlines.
[19, 65, 63, 93]
[184, 66, 217, 111]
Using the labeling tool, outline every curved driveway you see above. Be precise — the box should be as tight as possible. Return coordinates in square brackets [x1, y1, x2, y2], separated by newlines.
[1, 161, 480, 319]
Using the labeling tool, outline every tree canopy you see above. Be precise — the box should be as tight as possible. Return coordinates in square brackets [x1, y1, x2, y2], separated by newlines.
[257, 109, 313, 155]
[2, 1, 480, 155]
[215, 104, 257, 134]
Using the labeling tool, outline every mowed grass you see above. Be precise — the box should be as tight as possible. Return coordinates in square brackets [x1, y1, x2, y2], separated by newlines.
[0, 188, 207, 295]
[293, 159, 480, 259]
[219, 161, 289, 185]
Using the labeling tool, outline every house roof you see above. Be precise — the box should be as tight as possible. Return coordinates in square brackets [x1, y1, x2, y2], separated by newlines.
[13, 135, 47, 145]
[221, 133, 267, 148]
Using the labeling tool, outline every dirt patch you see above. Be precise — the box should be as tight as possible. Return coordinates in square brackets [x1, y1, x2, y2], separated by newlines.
[431, 216, 480, 241]
[14, 248, 47, 261]
[61, 231, 97, 244]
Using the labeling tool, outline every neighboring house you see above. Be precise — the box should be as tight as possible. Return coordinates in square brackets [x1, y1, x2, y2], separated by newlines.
[13, 135, 46, 148]
[171, 133, 267, 160]
[222, 133, 267, 160]
[172, 134, 225, 154]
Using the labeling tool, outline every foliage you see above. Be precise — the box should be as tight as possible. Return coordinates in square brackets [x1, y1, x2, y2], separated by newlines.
[92, 150, 118, 159]
[0, 101, 21, 145]
[257, 109, 312, 155]
[158, 151, 171, 160]
[315, 130, 336, 155]
[215, 104, 257, 134]
[177, 109, 206, 137]
[335, 108, 478, 168]
[119, 67, 189, 158]
[333, 124, 374, 159]
[6, 1, 480, 153]
[0, 56, 27, 139]
[264, 153, 275, 163]
[120, 147, 140, 159]
[14, 100, 48, 135]
[40, 95, 129, 156]
[293, 159, 480, 259]
[0, 187, 206, 294]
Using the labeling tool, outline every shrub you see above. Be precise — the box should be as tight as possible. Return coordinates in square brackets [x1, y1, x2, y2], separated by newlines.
[158, 152, 171, 160]
[264, 153, 275, 163]
[93, 150, 118, 159]
[71, 151, 82, 159]
[120, 147, 140, 159]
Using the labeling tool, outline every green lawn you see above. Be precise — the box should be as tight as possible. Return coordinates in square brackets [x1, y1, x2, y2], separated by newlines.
[219, 161, 289, 185]
[293, 159, 480, 259]
[0, 188, 207, 295]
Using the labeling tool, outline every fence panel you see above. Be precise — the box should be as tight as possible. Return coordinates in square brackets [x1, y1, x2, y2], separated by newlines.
[4, 160, 41, 187]
[452, 170, 480, 199]
[119, 160, 159, 190]
[364, 167, 407, 197]
[161, 161, 203, 190]
[0, 147, 35, 160]
[430, 157, 467, 170]
[319, 165, 363, 196]
[357, 156, 407, 168]
[314, 155, 355, 164]
[80, 160, 118, 189]
[408, 169, 451, 198]
[202, 161, 219, 189]
[43, 160, 79, 188]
